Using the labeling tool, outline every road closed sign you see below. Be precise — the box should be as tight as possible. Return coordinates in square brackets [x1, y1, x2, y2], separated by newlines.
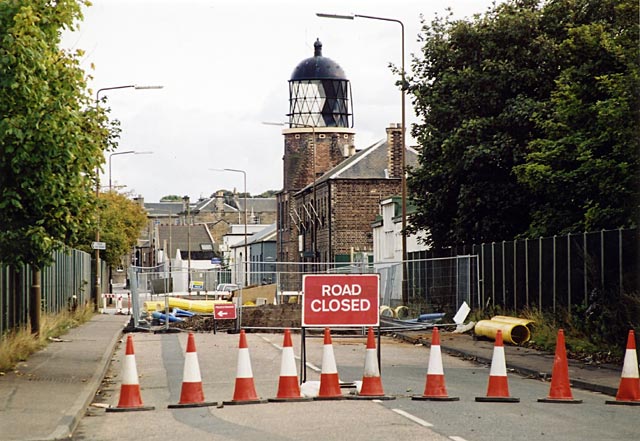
[302, 274, 380, 327]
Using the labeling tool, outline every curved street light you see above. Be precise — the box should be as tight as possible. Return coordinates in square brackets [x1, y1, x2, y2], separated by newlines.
[108, 150, 153, 191]
[210, 168, 248, 287]
[93, 84, 163, 310]
[316, 12, 408, 303]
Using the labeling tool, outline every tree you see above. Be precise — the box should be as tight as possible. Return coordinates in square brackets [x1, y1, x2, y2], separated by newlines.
[76, 192, 148, 268]
[0, 0, 109, 332]
[406, 0, 639, 248]
[160, 195, 183, 202]
[515, 0, 640, 235]
[407, 0, 554, 247]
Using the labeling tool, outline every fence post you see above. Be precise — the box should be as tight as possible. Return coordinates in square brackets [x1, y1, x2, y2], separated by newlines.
[553, 235, 557, 313]
[619, 228, 623, 295]
[491, 242, 495, 308]
[567, 233, 571, 316]
[583, 232, 588, 305]
[600, 229, 605, 291]
[525, 238, 529, 307]
[513, 240, 517, 311]
[502, 241, 506, 307]
[538, 237, 542, 312]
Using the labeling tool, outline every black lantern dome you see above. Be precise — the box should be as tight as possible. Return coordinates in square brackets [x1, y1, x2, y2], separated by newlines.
[288, 39, 353, 128]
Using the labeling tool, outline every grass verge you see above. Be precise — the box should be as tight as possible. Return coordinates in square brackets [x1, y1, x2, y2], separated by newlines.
[0, 303, 94, 373]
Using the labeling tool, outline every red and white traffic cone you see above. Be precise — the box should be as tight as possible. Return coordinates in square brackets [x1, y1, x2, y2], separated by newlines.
[107, 335, 154, 412]
[476, 329, 519, 402]
[606, 330, 640, 406]
[269, 329, 311, 402]
[316, 328, 343, 400]
[223, 330, 264, 405]
[349, 327, 394, 400]
[538, 329, 582, 403]
[413, 327, 459, 401]
[169, 333, 217, 408]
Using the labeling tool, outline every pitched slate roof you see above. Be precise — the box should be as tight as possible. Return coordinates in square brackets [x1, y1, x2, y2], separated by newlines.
[299, 139, 419, 192]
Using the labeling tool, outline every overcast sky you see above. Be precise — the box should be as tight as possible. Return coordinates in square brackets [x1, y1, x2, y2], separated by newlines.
[61, 0, 497, 202]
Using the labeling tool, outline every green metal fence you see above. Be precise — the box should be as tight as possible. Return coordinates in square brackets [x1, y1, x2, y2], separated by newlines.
[0, 248, 97, 335]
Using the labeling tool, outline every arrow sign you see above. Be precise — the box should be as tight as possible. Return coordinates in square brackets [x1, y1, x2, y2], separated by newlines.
[214, 304, 237, 320]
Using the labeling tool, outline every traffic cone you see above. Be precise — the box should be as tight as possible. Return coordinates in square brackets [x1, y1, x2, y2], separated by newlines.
[412, 327, 459, 401]
[475, 330, 519, 402]
[349, 327, 395, 400]
[538, 329, 582, 403]
[606, 330, 640, 406]
[106, 335, 154, 412]
[269, 329, 311, 402]
[168, 333, 217, 408]
[223, 330, 264, 405]
[315, 328, 344, 400]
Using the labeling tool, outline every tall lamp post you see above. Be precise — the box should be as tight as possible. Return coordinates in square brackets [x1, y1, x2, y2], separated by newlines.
[316, 12, 408, 303]
[108, 150, 153, 191]
[210, 168, 248, 286]
[94, 84, 162, 310]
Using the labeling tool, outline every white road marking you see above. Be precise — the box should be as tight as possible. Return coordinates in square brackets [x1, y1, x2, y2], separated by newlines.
[391, 408, 434, 427]
[449, 436, 469, 441]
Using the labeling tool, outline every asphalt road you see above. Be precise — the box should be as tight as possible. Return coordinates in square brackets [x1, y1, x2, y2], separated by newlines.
[72, 331, 639, 441]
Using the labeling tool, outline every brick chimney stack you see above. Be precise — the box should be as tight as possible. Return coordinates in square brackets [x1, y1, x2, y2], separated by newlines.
[386, 123, 403, 179]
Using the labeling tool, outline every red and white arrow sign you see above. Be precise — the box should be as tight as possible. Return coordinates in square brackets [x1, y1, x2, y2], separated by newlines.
[214, 304, 237, 320]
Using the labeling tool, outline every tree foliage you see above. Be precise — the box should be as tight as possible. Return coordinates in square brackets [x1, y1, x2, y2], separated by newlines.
[75, 192, 148, 268]
[515, 0, 640, 236]
[407, 0, 639, 248]
[0, 0, 111, 269]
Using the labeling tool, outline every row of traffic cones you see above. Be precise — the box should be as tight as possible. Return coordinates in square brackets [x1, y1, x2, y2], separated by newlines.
[108, 327, 640, 411]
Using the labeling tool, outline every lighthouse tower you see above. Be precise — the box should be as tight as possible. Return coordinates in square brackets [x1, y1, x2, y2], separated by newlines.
[278, 39, 356, 268]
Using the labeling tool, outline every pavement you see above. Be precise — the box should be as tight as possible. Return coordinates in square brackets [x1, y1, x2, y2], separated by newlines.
[0, 313, 628, 441]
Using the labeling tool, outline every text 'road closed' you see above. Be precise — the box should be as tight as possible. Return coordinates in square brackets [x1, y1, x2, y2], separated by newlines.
[302, 275, 379, 327]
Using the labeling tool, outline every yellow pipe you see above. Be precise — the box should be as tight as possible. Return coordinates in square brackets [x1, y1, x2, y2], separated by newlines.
[491, 315, 535, 329]
[474, 319, 531, 345]
[144, 297, 230, 313]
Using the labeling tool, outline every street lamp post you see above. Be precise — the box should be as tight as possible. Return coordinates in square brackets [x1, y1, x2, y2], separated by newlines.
[316, 12, 408, 303]
[211, 168, 248, 286]
[108, 150, 153, 191]
[94, 84, 163, 310]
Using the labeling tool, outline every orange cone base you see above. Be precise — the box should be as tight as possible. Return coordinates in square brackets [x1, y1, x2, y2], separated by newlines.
[605, 399, 640, 406]
[106, 405, 155, 412]
[413, 375, 459, 401]
[347, 377, 395, 400]
[223, 398, 267, 405]
[107, 384, 155, 412]
[537, 397, 582, 404]
[168, 401, 218, 409]
[412, 394, 460, 401]
[168, 381, 217, 408]
[315, 373, 343, 400]
[268, 396, 313, 402]
[476, 396, 520, 403]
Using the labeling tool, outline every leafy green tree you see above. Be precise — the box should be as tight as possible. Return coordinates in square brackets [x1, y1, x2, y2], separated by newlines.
[76, 192, 148, 268]
[515, 0, 640, 235]
[407, 0, 554, 247]
[407, 0, 639, 248]
[0, 0, 111, 332]
[160, 195, 183, 202]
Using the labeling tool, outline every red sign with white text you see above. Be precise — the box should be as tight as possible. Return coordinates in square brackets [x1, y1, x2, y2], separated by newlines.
[214, 303, 237, 320]
[302, 274, 380, 327]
